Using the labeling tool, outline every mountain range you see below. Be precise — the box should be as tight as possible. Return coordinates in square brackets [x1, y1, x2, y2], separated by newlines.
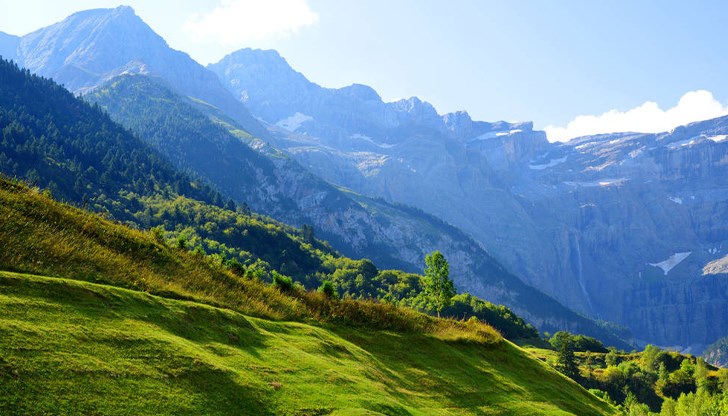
[209, 50, 728, 352]
[2, 6, 726, 352]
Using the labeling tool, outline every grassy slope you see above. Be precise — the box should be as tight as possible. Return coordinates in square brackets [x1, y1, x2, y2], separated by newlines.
[0, 181, 615, 415]
[0, 272, 614, 415]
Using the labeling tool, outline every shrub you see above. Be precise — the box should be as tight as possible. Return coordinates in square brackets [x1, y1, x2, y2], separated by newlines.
[150, 225, 165, 243]
[272, 272, 294, 293]
[318, 280, 337, 299]
[176, 235, 187, 250]
[225, 258, 245, 276]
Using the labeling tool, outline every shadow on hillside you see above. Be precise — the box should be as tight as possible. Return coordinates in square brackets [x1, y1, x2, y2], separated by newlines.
[0, 273, 268, 358]
[333, 328, 613, 415]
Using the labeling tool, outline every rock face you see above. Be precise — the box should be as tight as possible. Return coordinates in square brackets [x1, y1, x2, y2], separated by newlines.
[8, 6, 266, 137]
[704, 336, 728, 367]
[211, 49, 728, 350]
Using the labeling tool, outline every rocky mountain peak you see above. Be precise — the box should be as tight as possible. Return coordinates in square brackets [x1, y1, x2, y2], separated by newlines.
[443, 110, 473, 130]
[219, 48, 286, 66]
[209, 47, 320, 122]
[337, 83, 381, 102]
[391, 96, 444, 130]
[17, 6, 170, 91]
[10, 6, 267, 137]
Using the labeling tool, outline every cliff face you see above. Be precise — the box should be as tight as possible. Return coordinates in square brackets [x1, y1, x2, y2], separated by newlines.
[211, 48, 728, 350]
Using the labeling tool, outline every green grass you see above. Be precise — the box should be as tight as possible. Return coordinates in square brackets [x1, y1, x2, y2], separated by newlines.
[0, 178, 616, 414]
[0, 272, 615, 415]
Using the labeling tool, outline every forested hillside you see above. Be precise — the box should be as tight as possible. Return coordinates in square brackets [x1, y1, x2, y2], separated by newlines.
[86, 72, 631, 347]
[0, 57, 541, 341]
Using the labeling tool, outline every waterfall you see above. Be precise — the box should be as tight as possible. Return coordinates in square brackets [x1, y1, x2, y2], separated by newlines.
[572, 233, 596, 317]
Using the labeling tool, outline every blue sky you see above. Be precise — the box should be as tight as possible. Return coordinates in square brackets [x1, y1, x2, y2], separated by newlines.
[1, 0, 727, 140]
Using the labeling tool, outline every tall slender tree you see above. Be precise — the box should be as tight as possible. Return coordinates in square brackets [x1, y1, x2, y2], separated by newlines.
[423, 250, 455, 317]
[557, 338, 580, 380]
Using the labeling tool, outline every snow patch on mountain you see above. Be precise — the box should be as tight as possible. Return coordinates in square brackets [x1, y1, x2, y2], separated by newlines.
[667, 138, 699, 149]
[276, 112, 313, 132]
[350, 133, 396, 148]
[706, 134, 728, 143]
[529, 156, 567, 170]
[468, 129, 524, 142]
[648, 252, 692, 275]
[564, 178, 628, 188]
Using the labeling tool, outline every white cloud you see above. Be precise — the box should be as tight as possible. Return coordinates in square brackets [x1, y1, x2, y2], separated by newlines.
[184, 0, 318, 45]
[545, 90, 728, 142]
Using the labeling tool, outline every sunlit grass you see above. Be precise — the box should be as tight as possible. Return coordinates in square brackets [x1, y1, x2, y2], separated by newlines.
[0, 178, 616, 414]
[0, 272, 615, 415]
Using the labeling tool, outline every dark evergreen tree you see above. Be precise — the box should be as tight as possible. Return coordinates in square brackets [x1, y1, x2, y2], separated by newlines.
[557, 338, 580, 380]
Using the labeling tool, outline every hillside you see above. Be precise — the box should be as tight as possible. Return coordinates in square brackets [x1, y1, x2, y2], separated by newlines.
[525, 338, 728, 414]
[85, 73, 630, 348]
[0, 56, 567, 346]
[704, 337, 728, 368]
[0, 177, 615, 415]
[0, 271, 615, 415]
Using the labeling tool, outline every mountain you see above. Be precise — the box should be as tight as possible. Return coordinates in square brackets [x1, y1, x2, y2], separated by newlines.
[9, 6, 266, 138]
[0, 58, 221, 221]
[0, 57, 547, 346]
[210, 48, 728, 351]
[6, 6, 630, 346]
[85, 73, 629, 347]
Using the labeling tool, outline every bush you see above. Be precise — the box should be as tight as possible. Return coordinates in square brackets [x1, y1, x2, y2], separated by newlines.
[318, 280, 337, 299]
[176, 235, 187, 250]
[272, 272, 294, 293]
[549, 331, 607, 353]
[225, 258, 245, 276]
[150, 225, 165, 243]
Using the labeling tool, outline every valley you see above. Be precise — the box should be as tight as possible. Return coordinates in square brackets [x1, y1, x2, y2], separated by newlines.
[0, 4, 727, 414]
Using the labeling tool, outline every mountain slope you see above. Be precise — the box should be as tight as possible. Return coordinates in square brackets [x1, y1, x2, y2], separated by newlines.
[0, 178, 615, 415]
[85, 73, 630, 347]
[210, 47, 728, 350]
[0, 58, 222, 222]
[0, 271, 615, 415]
[12, 6, 266, 137]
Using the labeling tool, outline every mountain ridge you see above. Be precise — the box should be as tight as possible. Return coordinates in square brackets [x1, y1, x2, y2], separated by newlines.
[210, 46, 728, 351]
[10, 6, 268, 138]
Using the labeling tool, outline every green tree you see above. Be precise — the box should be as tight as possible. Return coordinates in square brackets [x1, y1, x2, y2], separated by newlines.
[694, 358, 708, 392]
[557, 338, 580, 380]
[423, 251, 455, 317]
[301, 224, 315, 243]
[642, 344, 664, 372]
[318, 280, 337, 299]
[606, 348, 619, 367]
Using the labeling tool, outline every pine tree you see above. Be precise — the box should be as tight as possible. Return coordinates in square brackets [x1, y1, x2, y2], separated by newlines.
[557, 338, 580, 380]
